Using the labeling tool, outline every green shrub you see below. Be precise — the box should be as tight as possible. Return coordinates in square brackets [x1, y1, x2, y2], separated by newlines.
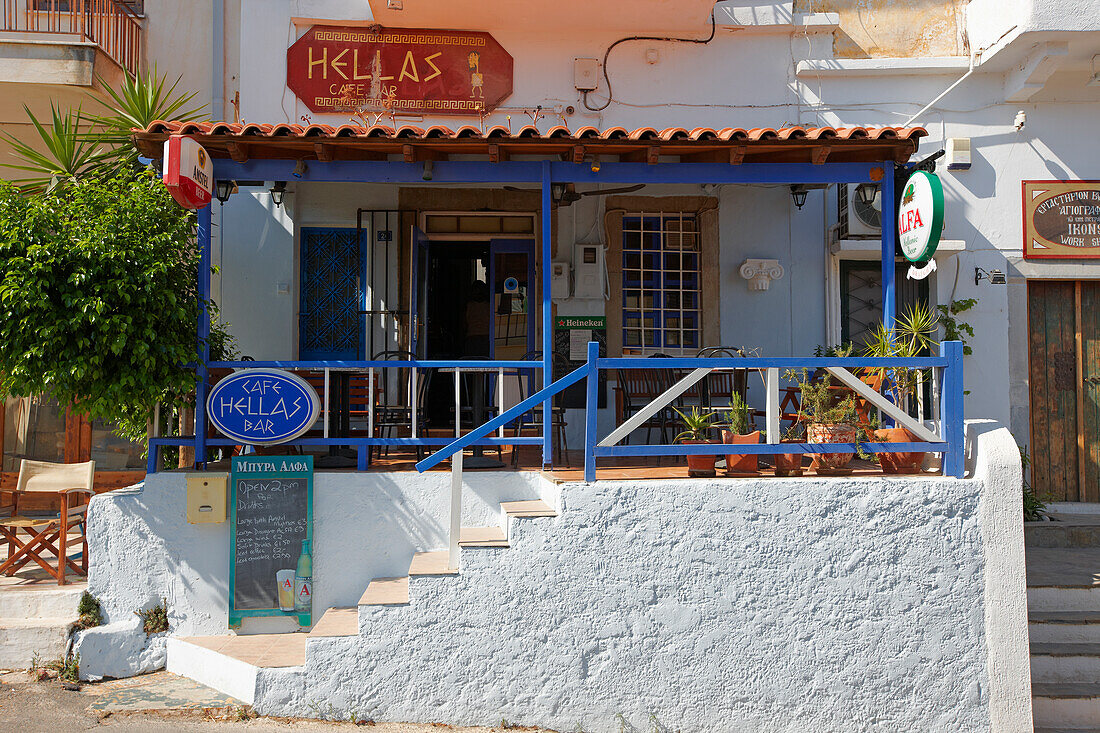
[135, 598, 169, 634]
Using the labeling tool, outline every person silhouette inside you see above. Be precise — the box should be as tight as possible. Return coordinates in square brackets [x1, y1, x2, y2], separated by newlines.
[464, 279, 490, 357]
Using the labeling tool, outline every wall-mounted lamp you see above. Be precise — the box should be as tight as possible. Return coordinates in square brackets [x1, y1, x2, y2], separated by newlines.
[975, 267, 1006, 285]
[551, 182, 566, 202]
[789, 185, 808, 210]
[590, 156, 601, 173]
[422, 160, 434, 181]
[270, 180, 287, 208]
[855, 182, 879, 206]
[214, 180, 236, 204]
[293, 159, 307, 179]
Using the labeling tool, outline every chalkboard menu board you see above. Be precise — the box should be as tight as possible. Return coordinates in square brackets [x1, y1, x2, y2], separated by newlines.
[229, 455, 313, 628]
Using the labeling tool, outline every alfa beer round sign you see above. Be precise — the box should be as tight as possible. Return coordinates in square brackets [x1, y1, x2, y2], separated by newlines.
[897, 170, 945, 262]
[207, 369, 321, 445]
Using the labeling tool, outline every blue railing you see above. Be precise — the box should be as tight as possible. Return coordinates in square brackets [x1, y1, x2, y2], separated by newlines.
[155, 344, 965, 481]
[424, 341, 966, 480]
[147, 359, 545, 473]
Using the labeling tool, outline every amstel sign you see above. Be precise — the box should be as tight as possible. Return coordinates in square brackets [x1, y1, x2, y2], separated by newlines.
[287, 26, 513, 115]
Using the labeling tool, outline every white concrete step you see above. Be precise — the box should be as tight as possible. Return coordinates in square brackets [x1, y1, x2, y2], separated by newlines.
[501, 499, 557, 518]
[166, 637, 258, 705]
[1029, 587, 1100, 614]
[358, 577, 409, 606]
[408, 551, 457, 576]
[1031, 613, 1100, 644]
[459, 526, 509, 548]
[1032, 643, 1100, 683]
[0, 617, 73, 670]
[1033, 682, 1100, 729]
[308, 607, 358, 638]
[0, 587, 81, 619]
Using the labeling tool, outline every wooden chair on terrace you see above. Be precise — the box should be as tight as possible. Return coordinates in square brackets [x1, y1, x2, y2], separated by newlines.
[0, 460, 95, 585]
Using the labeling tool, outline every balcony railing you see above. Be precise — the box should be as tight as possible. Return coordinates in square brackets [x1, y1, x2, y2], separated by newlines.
[2, 0, 141, 75]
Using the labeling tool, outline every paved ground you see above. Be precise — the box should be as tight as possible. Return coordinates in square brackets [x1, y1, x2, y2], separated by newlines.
[0, 671, 553, 732]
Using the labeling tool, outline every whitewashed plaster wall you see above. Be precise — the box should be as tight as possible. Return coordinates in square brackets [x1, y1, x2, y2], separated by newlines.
[216, 188, 296, 360]
[82, 423, 1028, 730]
[242, 421, 1029, 732]
[84, 469, 549, 638]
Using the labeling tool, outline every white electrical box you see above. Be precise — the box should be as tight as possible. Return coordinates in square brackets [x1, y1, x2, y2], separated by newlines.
[551, 261, 571, 299]
[946, 138, 971, 171]
[573, 243, 607, 299]
[574, 58, 600, 92]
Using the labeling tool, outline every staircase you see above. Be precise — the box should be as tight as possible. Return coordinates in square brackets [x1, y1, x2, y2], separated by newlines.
[0, 585, 81, 670]
[167, 498, 557, 705]
[1027, 511, 1100, 732]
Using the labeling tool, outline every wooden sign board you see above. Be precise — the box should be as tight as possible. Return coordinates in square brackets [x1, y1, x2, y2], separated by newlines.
[229, 455, 313, 628]
[1024, 180, 1100, 259]
[287, 25, 513, 115]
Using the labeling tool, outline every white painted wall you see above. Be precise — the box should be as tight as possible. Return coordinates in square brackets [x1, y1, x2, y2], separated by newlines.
[245, 421, 1025, 731]
[84, 469, 549, 637]
[83, 423, 1028, 731]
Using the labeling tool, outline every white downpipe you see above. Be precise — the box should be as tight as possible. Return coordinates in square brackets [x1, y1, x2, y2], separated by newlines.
[902, 50, 981, 128]
[448, 450, 462, 571]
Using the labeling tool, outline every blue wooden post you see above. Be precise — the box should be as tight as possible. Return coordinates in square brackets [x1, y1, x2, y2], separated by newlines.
[195, 203, 212, 469]
[880, 161, 897, 333]
[941, 340, 964, 478]
[584, 341, 599, 482]
[540, 161, 553, 468]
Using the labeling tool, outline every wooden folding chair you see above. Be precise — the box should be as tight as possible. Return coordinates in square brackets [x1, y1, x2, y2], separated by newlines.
[0, 460, 95, 585]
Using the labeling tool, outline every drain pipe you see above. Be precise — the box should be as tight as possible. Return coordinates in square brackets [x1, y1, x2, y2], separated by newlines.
[902, 50, 981, 128]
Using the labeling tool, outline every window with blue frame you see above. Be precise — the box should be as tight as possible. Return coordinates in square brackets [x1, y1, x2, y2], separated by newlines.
[621, 213, 700, 353]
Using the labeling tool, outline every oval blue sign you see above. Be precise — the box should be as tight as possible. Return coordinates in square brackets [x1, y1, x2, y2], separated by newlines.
[207, 369, 321, 445]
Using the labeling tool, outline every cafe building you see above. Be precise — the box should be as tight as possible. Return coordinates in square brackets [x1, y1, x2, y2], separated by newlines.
[34, 0, 1100, 730]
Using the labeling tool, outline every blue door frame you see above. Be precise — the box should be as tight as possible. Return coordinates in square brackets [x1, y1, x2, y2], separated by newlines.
[198, 159, 907, 469]
[488, 238, 537, 360]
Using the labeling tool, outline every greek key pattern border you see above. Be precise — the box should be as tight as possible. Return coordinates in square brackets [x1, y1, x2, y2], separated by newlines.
[313, 31, 486, 47]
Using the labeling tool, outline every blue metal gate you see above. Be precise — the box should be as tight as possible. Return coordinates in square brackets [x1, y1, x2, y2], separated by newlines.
[299, 227, 365, 360]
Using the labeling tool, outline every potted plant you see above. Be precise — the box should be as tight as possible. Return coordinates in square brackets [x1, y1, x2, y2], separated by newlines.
[861, 303, 939, 474]
[774, 422, 805, 477]
[673, 406, 721, 478]
[720, 392, 760, 475]
[787, 368, 860, 475]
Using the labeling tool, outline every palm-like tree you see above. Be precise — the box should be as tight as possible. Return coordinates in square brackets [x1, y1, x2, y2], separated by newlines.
[0, 103, 111, 193]
[1, 66, 207, 191]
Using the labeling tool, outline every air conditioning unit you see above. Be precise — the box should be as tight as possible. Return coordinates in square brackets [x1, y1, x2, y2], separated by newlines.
[837, 183, 882, 238]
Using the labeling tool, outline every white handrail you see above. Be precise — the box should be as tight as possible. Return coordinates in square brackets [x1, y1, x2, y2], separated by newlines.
[598, 368, 709, 448]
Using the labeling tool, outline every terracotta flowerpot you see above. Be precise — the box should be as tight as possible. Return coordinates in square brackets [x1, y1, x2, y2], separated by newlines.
[774, 444, 804, 477]
[681, 439, 719, 477]
[874, 427, 925, 474]
[721, 429, 760, 474]
[808, 423, 857, 473]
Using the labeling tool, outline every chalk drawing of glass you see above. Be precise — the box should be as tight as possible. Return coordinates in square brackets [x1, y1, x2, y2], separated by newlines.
[276, 569, 295, 611]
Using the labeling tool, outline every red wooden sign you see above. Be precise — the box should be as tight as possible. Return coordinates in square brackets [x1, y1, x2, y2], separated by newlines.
[287, 26, 513, 115]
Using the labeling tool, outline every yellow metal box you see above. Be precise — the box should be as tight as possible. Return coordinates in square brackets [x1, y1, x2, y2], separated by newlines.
[186, 473, 228, 524]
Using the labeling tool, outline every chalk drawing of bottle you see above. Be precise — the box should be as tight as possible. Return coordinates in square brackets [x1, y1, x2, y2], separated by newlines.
[294, 539, 313, 617]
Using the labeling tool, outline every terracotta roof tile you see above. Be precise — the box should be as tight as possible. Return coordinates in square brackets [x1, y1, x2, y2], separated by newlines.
[133, 121, 926, 164]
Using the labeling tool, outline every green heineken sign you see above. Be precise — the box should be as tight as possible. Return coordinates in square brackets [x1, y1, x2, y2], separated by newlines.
[555, 316, 606, 330]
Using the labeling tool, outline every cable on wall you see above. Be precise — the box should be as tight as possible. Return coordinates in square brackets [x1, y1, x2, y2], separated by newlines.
[582, 5, 720, 112]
